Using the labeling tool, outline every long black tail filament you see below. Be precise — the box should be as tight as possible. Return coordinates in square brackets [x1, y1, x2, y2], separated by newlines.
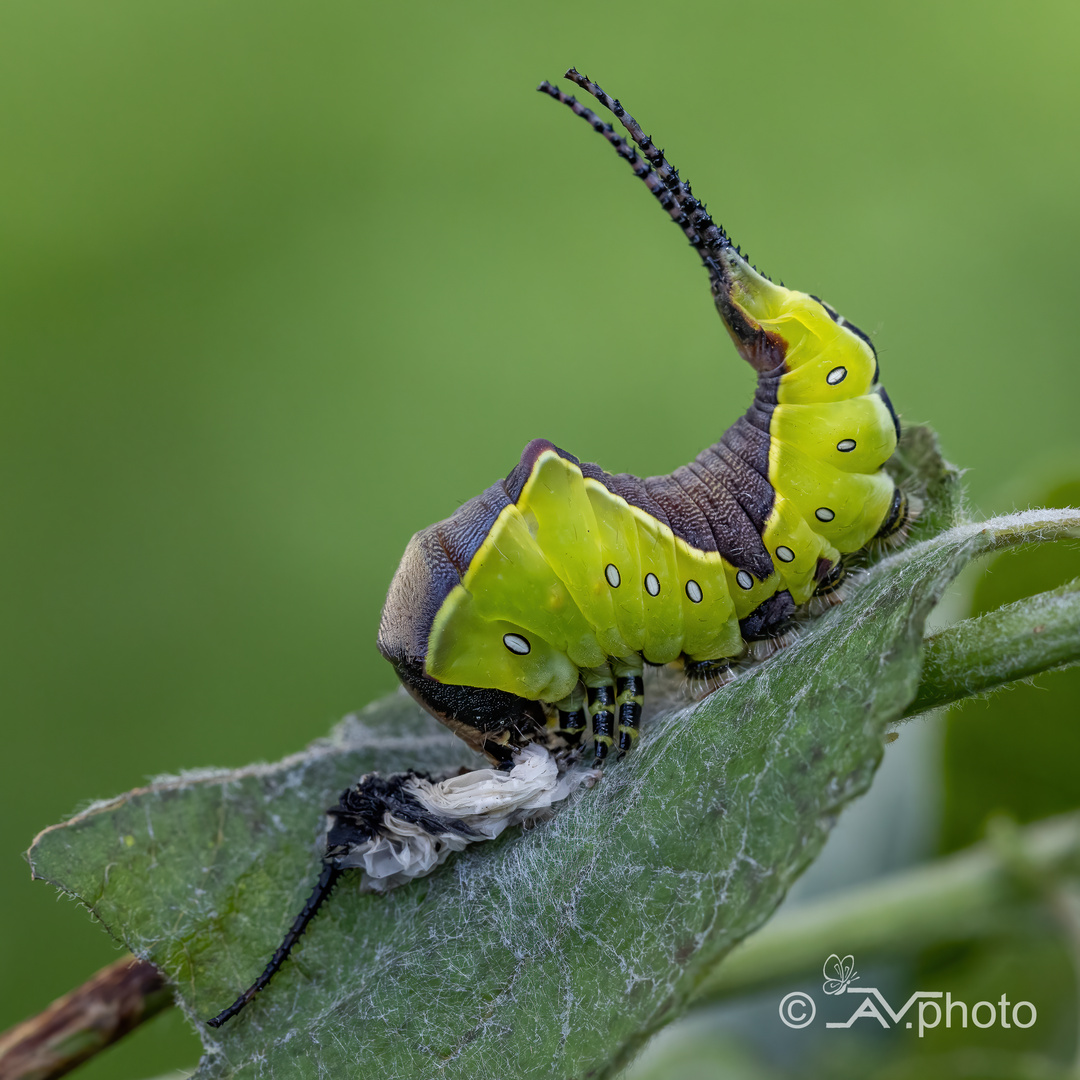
[538, 69, 779, 366]
[206, 861, 343, 1028]
[538, 70, 778, 295]
[536, 80, 709, 256]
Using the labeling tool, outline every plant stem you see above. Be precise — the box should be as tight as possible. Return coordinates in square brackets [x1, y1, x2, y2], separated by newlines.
[904, 579, 1080, 718]
[0, 955, 170, 1080]
[690, 812, 1080, 1006]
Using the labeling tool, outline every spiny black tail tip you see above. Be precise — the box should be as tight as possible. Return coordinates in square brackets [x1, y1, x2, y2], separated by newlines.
[537, 80, 557, 94]
[206, 986, 261, 1028]
[206, 1008, 234, 1029]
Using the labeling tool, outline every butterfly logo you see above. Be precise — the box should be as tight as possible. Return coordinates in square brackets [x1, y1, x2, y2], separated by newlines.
[822, 954, 859, 995]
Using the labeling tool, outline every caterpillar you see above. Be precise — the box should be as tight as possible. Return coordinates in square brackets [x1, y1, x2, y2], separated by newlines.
[376, 68, 910, 771]
[207, 68, 911, 1028]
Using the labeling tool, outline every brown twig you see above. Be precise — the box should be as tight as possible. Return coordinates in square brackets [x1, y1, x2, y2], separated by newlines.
[0, 955, 172, 1080]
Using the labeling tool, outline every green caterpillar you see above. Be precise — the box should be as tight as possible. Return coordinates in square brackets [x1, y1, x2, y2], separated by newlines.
[207, 69, 912, 1027]
[377, 68, 910, 770]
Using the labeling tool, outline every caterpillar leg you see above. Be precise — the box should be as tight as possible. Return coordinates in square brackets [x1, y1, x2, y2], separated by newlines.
[875, 486, 918, 544]
[582, 665, 617, 766]
[552, 685, 588, 749]
[482, 731, 520, 770]
[813, 559, 848, 603]
[684, 656, 735, 700]
[614, 657, 645, 759]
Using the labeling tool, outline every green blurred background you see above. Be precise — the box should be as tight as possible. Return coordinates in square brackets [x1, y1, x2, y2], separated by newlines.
[2, 2, 1078, 1077]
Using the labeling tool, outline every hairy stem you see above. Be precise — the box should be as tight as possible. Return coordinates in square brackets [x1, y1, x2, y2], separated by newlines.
[905, 578, 1080, 718]
[690, 812, 1080, 1006]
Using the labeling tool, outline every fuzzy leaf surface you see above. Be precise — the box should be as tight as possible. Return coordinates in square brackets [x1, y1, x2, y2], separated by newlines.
[30, 432, 1078, 1079]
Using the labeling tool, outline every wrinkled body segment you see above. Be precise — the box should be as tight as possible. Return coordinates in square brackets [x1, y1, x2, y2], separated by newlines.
[377, 71, 910, 767]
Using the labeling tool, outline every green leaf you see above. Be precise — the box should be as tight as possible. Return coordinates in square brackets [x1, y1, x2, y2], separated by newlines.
[26, 429, 1080, 1079]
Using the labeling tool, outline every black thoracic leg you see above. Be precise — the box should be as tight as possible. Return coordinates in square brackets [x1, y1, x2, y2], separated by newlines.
[813, 558, 848, 601]
[613, 657, 645, 758]
[552, 685, 588, 748]
[582, 665, 616, 766]
[482, 731, 519, 769]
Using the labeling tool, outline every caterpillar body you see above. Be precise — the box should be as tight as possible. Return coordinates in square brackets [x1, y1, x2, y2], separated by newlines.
[377, 68, 911, 769]
[207, 68, 914, 1029]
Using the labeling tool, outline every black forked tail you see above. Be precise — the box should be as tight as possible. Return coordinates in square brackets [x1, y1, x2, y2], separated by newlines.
[538, 67, 782, 336]
[206, 861, 343, 1028]
[538, 71, 736, 272]
[563, 67, 731, 254]
[536, 79, 723, 264]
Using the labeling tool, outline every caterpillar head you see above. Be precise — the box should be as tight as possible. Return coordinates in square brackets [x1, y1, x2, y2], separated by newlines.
[376, 495, 550, 763]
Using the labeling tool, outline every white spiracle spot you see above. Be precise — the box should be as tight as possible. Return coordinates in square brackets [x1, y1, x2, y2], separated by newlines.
[502, 633, 531, 655]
